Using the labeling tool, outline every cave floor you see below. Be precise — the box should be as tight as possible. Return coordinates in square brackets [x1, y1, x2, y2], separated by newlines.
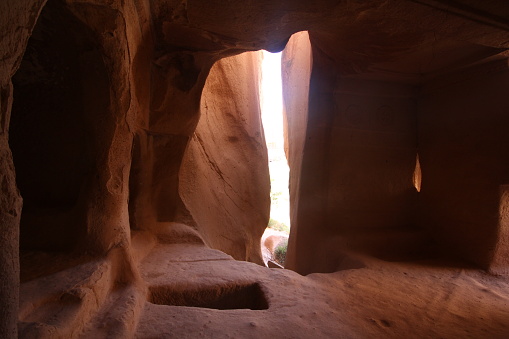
[18, 235, 509, 338]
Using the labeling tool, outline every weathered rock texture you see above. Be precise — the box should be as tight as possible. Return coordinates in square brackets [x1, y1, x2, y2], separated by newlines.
[179, 51, 270, 264]
[1, 0, 509, 337]
[0, 1, 46, 336]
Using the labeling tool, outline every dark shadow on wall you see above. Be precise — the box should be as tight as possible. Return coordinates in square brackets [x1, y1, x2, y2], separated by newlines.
[10, 0, 110, 252]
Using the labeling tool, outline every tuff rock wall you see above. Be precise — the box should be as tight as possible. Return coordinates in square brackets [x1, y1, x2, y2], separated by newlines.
[281, 32, 312, 271]
[419, 60, 509, 274]
[0, 1, 47, 336]
[281, 2, 509, 274]
[179, 51, 270, 264]
[2, 0, 509, 336]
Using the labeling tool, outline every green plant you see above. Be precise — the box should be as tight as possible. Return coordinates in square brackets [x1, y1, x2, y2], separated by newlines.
[267, 218, 278, 228]
[274, 239, 288, 266]
[270, 191, 283, 203]
[267, 218, 290, 234]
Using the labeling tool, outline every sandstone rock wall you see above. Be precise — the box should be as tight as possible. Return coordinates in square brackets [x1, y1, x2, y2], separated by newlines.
[280, 2, 509, 274]
[179, 52, 270, 264]
[286, 34, 419, 274]
[0, 1, 47, 336]
[1, 0, 156, 333]
[419, 61, 509, 274]
[280, 32, 312, 270]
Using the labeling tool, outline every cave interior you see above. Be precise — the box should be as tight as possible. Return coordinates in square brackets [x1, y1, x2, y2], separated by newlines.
[1, 0, 509, 338]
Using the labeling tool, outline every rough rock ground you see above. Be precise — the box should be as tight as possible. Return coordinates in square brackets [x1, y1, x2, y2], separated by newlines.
[18, 229, 509, 338]
[135, 247, 509, 338]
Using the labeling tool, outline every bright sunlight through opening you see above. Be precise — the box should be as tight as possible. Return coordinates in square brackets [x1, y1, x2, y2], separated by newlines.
[260, 51, 290, 235]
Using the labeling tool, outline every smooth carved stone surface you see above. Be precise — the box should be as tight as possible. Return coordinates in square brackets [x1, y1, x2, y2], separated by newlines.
[179, 51, 270, 264]
[280, 31, 312, 271]
[419, 63, 509, 273]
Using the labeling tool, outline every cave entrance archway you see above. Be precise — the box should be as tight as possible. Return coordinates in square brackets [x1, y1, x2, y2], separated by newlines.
[178, 33, 311, 266]
[10, 0, 110, 274]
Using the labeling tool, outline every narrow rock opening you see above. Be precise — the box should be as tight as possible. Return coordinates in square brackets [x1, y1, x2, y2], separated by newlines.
[260, 51, 290, 268]
[149, 282, 269, 310]
[413, 154, 422, 192]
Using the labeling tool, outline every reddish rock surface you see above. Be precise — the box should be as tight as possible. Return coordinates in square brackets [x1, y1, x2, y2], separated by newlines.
[419, 63, 509, 273]
[1, 1, 46, 336]
[17, 235, 509, 338]
[179, 51, 270, 264]
[2, 0, 509, 338]
[280, 32, 312, 271]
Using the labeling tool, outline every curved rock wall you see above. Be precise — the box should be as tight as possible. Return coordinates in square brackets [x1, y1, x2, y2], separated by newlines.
[179, 52, 270, 264]
[280, 32, 312, 270]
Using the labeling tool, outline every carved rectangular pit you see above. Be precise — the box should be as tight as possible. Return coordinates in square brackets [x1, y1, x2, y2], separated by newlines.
[149, 282, 269, 310]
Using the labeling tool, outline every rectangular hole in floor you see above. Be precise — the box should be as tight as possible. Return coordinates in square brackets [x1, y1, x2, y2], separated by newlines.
[149, 282, 269, 310]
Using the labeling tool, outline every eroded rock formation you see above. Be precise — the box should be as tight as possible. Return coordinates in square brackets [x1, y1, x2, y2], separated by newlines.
[281, 31, 312, 271]
[1, 0, 509, 337]
[179, 51, 270, 264]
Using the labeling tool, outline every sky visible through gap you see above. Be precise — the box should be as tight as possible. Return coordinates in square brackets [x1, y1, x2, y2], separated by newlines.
[260, 50, 290, 232]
